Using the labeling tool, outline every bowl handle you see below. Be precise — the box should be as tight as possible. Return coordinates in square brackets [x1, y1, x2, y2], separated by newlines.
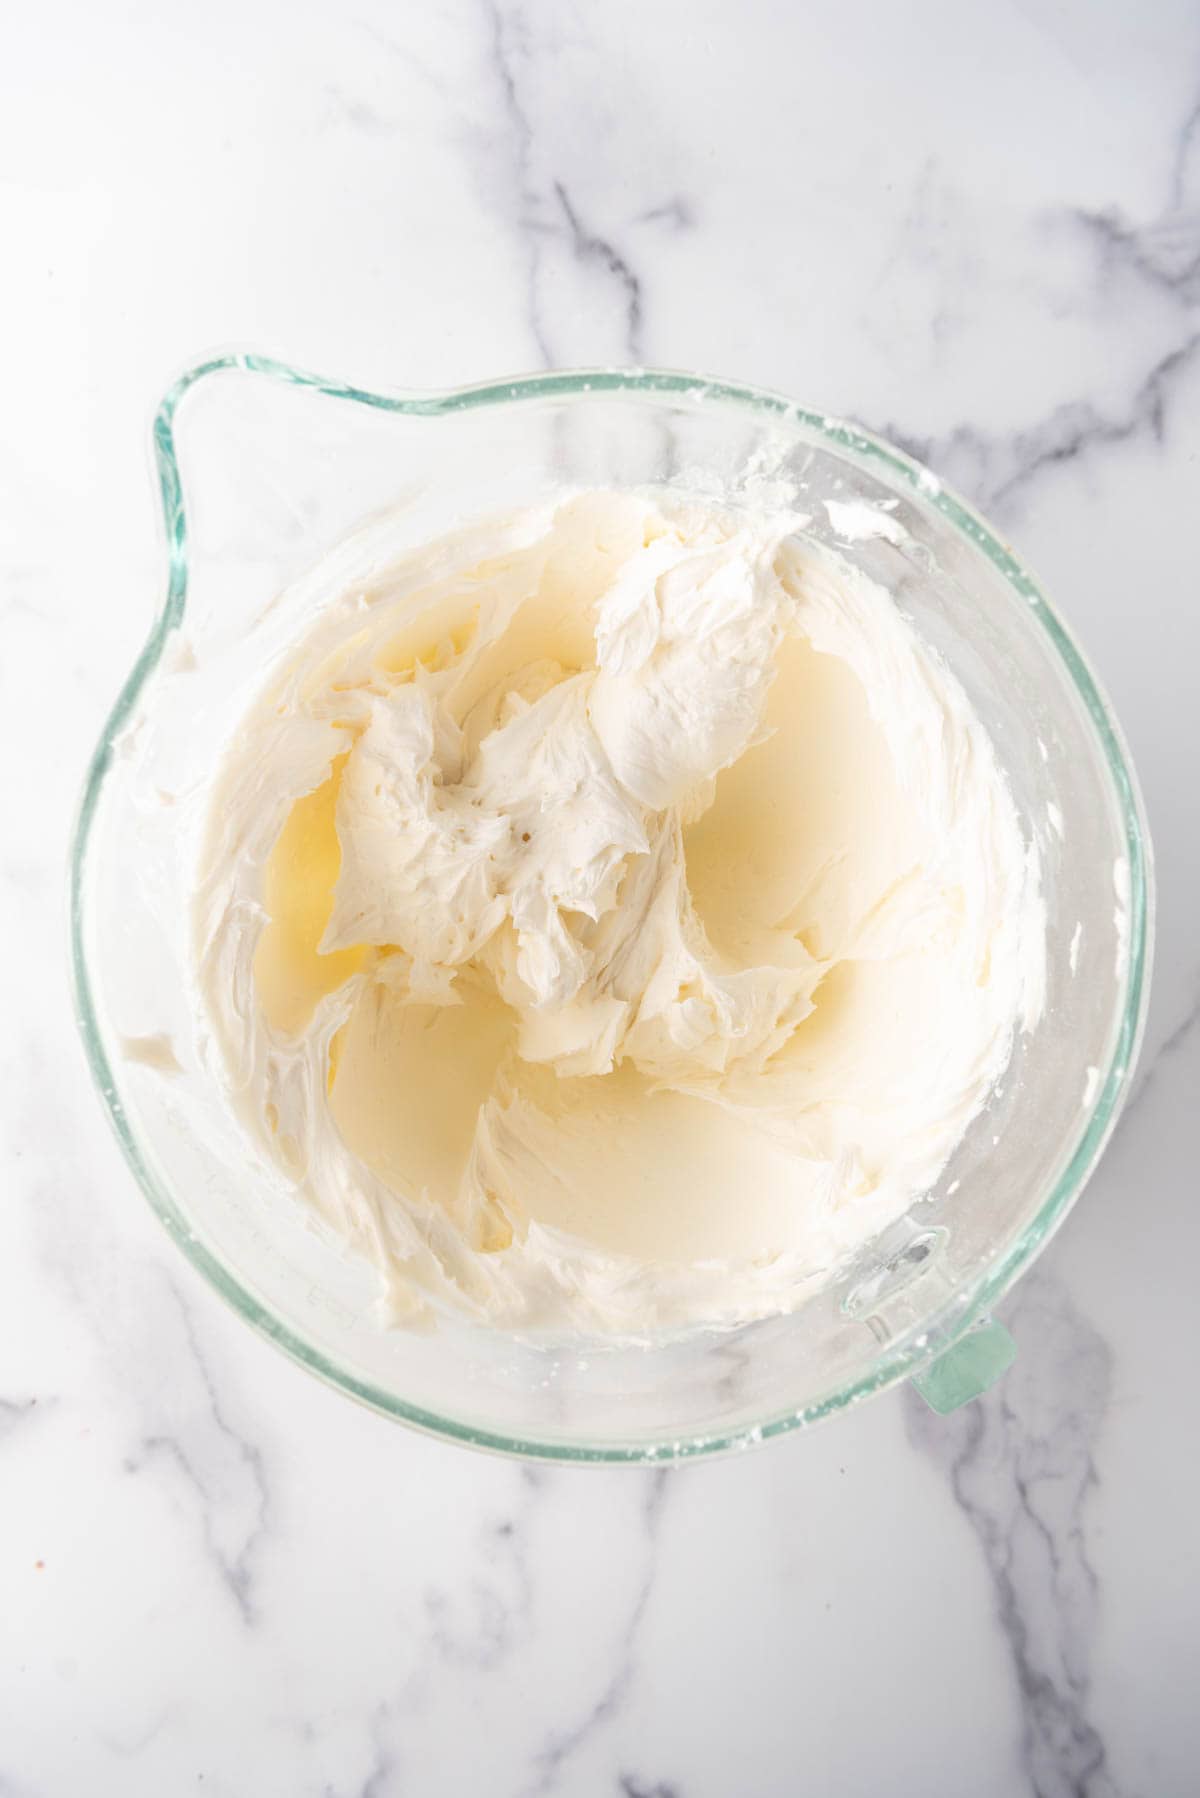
[910, 1316, 1017, 1414]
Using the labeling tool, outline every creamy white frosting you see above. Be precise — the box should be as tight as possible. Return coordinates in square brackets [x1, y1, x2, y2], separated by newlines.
[196, 491, 1044, 1333]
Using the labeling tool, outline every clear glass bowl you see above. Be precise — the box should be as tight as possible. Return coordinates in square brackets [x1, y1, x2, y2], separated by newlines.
[70, 355, 1153, 1461]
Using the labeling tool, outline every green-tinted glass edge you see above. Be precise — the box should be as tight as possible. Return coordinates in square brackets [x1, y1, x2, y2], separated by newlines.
[67, 353, 1154, 1463]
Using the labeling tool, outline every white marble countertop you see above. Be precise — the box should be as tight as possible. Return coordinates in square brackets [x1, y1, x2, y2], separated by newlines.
[4, 2, 1199, 1792]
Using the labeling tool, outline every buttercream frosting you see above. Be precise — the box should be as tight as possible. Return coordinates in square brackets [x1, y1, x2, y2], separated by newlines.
[196, 491, 1044, 1332]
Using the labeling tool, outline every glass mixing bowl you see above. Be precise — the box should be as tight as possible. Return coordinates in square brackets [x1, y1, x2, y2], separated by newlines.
[70, 356, 1153, 1461]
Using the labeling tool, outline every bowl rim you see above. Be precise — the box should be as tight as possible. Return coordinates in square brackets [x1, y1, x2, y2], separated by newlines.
[68, 352, 1155, 1463]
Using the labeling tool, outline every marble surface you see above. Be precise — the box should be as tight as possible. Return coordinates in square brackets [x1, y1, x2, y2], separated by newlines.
[3, 1, 1199, 1792]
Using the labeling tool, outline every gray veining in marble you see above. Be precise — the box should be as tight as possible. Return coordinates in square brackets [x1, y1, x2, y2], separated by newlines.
[907, 1271, 1115, 1798]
